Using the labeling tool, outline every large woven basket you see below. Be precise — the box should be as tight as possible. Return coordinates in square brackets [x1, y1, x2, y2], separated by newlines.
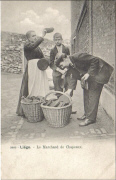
[41, 91, 72, 128]
[21, 100, 44, 123]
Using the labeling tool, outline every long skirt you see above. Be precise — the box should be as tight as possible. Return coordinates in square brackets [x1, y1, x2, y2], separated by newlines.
[16, 64, 28, 116]
[16, 59, 49, 116]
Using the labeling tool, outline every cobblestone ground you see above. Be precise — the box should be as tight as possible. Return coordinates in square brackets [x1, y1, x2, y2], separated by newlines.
[1, 71, 115, 144]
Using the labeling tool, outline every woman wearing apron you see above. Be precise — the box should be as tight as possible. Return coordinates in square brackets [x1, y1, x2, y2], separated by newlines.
[16, 30, 49, 116]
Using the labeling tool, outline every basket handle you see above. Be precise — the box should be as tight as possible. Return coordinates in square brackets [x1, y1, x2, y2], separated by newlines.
[44, 91, 72, 104]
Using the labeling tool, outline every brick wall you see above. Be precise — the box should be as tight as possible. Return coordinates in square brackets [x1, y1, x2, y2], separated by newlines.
[71, 0, 85, 53]
[71, 0, 115, 95]
[76, 1, 90, 53]
[92, 1, 115, 66]
[71, 0, 85, 37]
[92, 0, 115, 94]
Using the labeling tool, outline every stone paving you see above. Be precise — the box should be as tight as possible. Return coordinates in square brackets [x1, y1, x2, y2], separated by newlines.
[1, 71, 115, 144]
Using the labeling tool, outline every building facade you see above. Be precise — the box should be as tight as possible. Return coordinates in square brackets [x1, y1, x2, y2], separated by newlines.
[71, 0, 115, 120]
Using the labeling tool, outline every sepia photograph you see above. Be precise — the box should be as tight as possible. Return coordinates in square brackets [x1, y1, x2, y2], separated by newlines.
[1, 0, 115, 179]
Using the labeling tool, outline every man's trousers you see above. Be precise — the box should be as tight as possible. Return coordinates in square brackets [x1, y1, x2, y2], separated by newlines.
[83, 79, 103, 122]
[53, 76, 63, 92]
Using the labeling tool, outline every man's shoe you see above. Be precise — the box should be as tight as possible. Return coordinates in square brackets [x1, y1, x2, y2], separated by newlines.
[77, 115, 86, 120]
[79, 119, 95, 126]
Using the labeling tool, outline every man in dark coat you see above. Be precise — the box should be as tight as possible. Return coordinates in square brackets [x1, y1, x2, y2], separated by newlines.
[16, 30, 46, 116]
[50, 33, 77, 95]
[59, 53, 114, 126]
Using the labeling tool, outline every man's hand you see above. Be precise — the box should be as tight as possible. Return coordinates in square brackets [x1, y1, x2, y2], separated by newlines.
[61, 68, 67, 79]
[61, 74, 65, 79]
[81, 73, 89, 81]
[56, 67, 66, 74]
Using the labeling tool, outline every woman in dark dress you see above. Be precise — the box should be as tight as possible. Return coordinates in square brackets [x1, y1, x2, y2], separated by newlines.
[16, 30, 47, 116]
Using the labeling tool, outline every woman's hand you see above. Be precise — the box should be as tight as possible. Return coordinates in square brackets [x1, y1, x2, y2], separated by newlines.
[42, 29, 47, 37]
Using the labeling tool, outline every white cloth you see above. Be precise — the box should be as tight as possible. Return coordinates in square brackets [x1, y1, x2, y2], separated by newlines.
[28, 59, 49, 97]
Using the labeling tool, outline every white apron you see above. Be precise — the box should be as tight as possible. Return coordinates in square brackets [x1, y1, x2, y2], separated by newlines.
[28, 59, 49, 97]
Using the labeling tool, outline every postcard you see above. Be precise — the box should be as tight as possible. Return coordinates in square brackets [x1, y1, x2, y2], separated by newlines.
[1, 0, 115, 179]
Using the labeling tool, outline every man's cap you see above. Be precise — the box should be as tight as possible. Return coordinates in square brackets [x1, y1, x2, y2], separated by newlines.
[37, 58, 49, 71]
[53, 33, 63, 40]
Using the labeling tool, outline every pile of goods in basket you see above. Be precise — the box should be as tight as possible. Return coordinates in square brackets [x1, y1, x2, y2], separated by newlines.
[21, 96, 45, 104]
[41, 91, 72, 128]
[43, 99, 69, 107]
[43, 94, 70, 107]
[21, 96, 45, 123]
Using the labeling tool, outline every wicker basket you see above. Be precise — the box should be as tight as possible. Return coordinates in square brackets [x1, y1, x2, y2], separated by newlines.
[41, 91, 72, 128]
[21, 100, 44, 123]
